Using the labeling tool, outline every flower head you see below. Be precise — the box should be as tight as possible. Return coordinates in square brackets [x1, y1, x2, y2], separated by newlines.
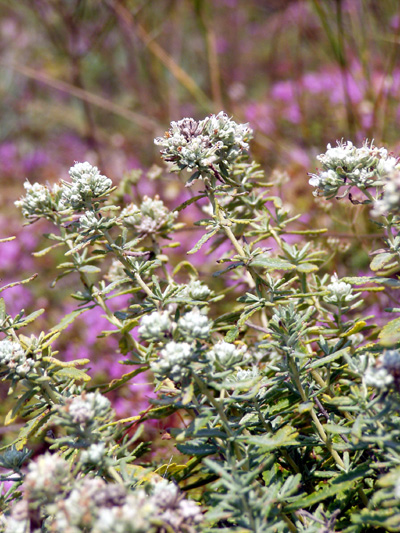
[309, 140, 398, 198]
[155, 112, 252, 184]
[150, 341, 193, 381]
[121, 195, 177, 236]
[61, 162, 113, 210]
[177, 308, 212, 340]
[15, 180, 62, 218]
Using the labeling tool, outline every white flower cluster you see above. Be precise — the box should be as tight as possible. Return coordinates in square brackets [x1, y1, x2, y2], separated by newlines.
[61, 162, 113, 210]
[177, 307, 212, 341]
[180, 280, 211, 301]
[81, 442, 106, 465]
[364, 350, 400, 389]
[121, 195, 177, 235]
[61, 391, 112, 425]
[5, 464, 202, 533]
[324, 274, 358, 305]
[207, 341, 248, 370]
[236, 367, 259, 382]
[78, 210, 104, 233]
[155, 112, 252, 181]
[23, 453, 71, 503]
[150, 341, 193, 381]
[0, 339, 34, 378]
[309, 140, 399, 198]
[373, 170, 400, 216]
[14, 180, 62, 218]
[105, 259, 127, 283]
[16, 162, 113, 219]
[138, 310, 173, 341]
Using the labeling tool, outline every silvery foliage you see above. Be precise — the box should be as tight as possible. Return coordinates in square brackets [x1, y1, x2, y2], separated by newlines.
[60, 161, 113, 210]
[0, 339, 34, 378]
[6, 117, 400, 532]
[14, 180, 62, 218]
[309, 140, 399, 198]
[155, 112, 252, 183]
[121, 195, 177, 236]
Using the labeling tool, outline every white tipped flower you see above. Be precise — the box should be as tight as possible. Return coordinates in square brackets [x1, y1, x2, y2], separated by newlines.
[61, 162, 112, 210]
[150, 341, 193, 381]
[364, 350, 400, 389]
[0, 339, 34, 378]
[81, 442, 106, 464]
[15, 180, 62, 218]
[138, 311, 173, 341]
[181, 280, 211, 301]
[324, 274, 358, 305]
[155, 112, 253, 183]
[24, 453, 70, 502]
[373, 170, 400, 216]
[309, 140, 399, 198]
[235, 367, 260, 383]
[63, 392, 112, 425]
[121, 195, 177, 235]
[207, 341, 248, 369]
[177, 308, 212, 340]
[364, 366, 393, 389]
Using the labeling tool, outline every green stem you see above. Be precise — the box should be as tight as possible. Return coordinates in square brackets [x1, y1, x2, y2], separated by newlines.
[288, 356, 346, 470]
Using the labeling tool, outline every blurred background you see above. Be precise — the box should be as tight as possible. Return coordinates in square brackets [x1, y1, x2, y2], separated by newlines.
[0, 0, 400, 437]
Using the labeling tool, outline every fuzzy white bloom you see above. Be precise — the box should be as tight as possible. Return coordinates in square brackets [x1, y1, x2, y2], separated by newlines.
[373, 170, 400, 216]
[236, 367, 259, 382]
[309, 140, 399, 198]
[0, 339, 34, 377]
[177, 308, 212, 340]
[155, 112, 252, 183]
[65, 392, 112, 425]
[94, 491, 153, 533]
[105, 259, 127, 283]
[207, 341, 248, 369]
[81, 442, 106, 464]
[61, 162, 112, 210]
[79, 210, 103, 232]
[150, 341, 193, 381]
[138, 311, 173, 341]
[121, 195, 177, 235]
[364, 350, 400, 389]
[180, 280, 211, 301]
[151, 479, 180, 508]
[24, 453, 70, 502]
[14, 180, 62, 218]
[324, 274, 358, 305]
[364, 366, 393, 389]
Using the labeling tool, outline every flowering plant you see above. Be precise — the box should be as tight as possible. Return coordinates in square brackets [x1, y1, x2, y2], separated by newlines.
[1, 114, 400, 532]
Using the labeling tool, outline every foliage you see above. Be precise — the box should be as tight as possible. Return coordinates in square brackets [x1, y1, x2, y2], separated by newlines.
[1, 111, 400, 531]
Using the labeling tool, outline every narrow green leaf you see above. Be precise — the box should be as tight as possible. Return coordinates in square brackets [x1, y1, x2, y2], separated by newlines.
[50, 307, 91, 333]
[55, 367, 91, 382]
[187, 229, 219, 255]
[250, 255, 296, 271]
[79, 265, 101, 273]
[370, 253, 397, 271]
